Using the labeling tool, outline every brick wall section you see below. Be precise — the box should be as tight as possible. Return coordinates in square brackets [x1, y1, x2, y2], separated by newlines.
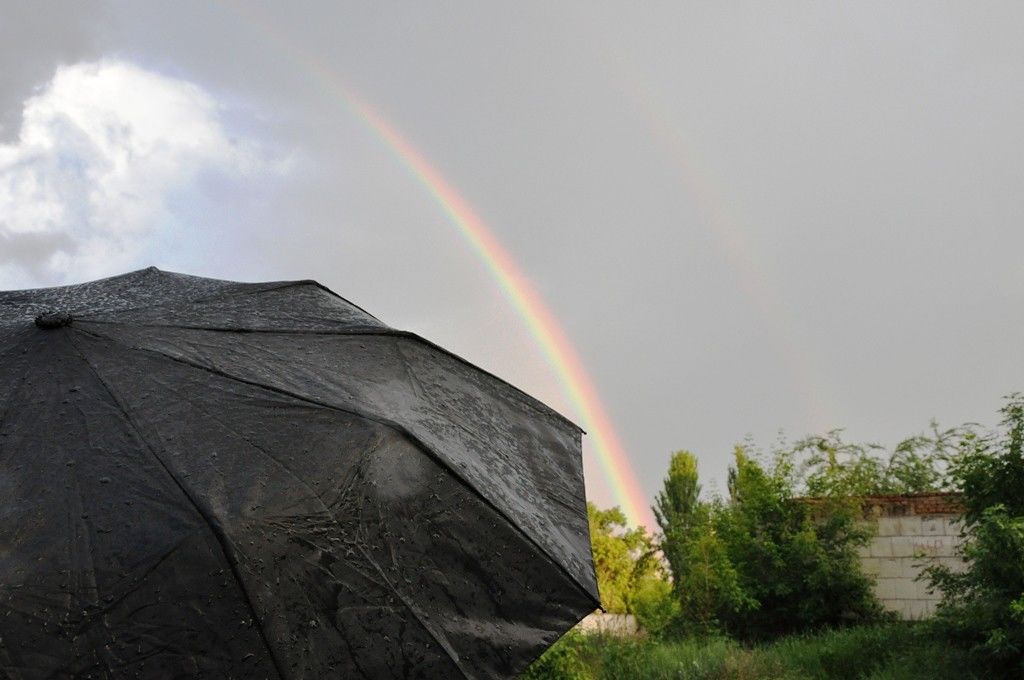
[861, 492, 964, 516]
[859, 493, 966, 620]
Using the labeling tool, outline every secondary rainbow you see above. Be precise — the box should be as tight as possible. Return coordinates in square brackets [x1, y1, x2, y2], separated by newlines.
[598, 47, 836, 429]
[221, 1, 655, 528]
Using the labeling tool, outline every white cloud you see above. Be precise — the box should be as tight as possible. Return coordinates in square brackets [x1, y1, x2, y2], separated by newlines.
[0, 59, 273, 287]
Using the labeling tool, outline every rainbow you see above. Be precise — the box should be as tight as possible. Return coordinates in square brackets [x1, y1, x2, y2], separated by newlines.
[220, 2, 655, 528]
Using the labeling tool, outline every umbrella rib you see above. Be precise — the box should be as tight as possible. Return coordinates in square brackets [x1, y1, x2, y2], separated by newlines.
[191, 410, 391, 592]
[73, 322, 581, 432]
[191, 410, 475, 678]
[69, 281, 305, 319]
[352, 543, 475, 680]
[73, 280, 384, 326]
[64, 333, 291, 680]
[73, 324, 600, 610]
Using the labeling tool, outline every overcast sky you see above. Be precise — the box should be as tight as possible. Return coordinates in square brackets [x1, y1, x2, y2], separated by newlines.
[3, 2, 1024, 520]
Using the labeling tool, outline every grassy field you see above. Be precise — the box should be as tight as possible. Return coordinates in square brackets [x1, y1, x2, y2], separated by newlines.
[522, 623, 977, 680]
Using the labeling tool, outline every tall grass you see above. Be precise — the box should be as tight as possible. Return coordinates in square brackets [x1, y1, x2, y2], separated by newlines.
[522, 624, 975, 680]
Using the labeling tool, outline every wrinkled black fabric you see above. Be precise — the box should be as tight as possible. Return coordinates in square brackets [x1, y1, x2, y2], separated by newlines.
[0, 268, 599, 679]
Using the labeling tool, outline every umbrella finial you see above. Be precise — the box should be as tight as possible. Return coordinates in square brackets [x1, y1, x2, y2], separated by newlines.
[34, 311, 73, 330]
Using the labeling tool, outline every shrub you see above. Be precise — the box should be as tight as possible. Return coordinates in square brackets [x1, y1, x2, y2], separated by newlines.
[587, 503, 666, 615]
[713, 448, 881, 640]
[655, 446, 881, 641]
[924, 394, 1024, 675]
[629, 572, 680, 639]
[519, 630, 588, 680]
[655, 451, 753, 635]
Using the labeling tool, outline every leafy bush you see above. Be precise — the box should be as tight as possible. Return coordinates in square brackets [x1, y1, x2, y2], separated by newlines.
[655, 447, 881, 640]
[924, 394, 1024, 675]
[629, 572, 680, 638]
[714, 448, 881, 640]
[587, 503, 666, 615]
[655, 452, 752, 635]
[519, 630, 588, 680]
[792, 423, 964, 497]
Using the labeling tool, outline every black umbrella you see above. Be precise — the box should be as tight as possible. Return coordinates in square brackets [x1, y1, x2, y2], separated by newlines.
[0, 268, 598, 679]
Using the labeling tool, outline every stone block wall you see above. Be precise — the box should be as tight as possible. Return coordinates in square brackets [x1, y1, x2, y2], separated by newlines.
[856, 493, 966, 620]
[575, 612, 639, 636]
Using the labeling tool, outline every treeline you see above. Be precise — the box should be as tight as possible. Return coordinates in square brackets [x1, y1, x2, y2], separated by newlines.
[527, 394, 1024, 678]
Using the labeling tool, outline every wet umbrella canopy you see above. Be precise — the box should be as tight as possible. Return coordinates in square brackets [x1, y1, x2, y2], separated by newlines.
[0, 268, 599, 679]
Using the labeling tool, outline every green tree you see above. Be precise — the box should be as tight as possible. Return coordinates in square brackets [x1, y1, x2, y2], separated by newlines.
[792, 431, 887, 497]
[654, 451, 750, 634]
[587, 503, 660, 614]
[792, 424, 963, 497]
[673, 514, 751, 634]
[716, 446, 880, 640]
[628, 573, 679, 638]
[653, 451, 702, 590]
[654, 451, 702, 534]
[885, 421, 962, 492]
[925, 395, 1024, 675]
[518, 630, 587, 680]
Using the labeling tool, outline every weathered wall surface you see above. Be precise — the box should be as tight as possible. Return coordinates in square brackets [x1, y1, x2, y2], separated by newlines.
[856, 494, 966, 620]
[575, 612, 639, 636]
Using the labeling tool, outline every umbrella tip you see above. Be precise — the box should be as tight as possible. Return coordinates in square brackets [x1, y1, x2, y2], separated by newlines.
[35, 311, 73, 330]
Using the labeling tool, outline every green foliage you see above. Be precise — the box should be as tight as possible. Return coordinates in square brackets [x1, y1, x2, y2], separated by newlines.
[653, 451, 700, 597]
[715, 448, 881, 640]
[792, 432, 888, 498]
[629, 573, 680, 638]
[672, 517, 752, 635]
[792, 423, 962, 497]
[756, 624, 972, 680]
[520, 624, 972, 679]
[656, 423, 957, 639]
[654, 451, 751, 634]
[587, 502, 668, 615]
[924, 394, 1024, 675]
[519, 630, 588, 680]
[654, 451, 703, 539]
[884, 423, 962, 493]
[523, 406, 1012, 680]
[655, 446, 880, 640]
